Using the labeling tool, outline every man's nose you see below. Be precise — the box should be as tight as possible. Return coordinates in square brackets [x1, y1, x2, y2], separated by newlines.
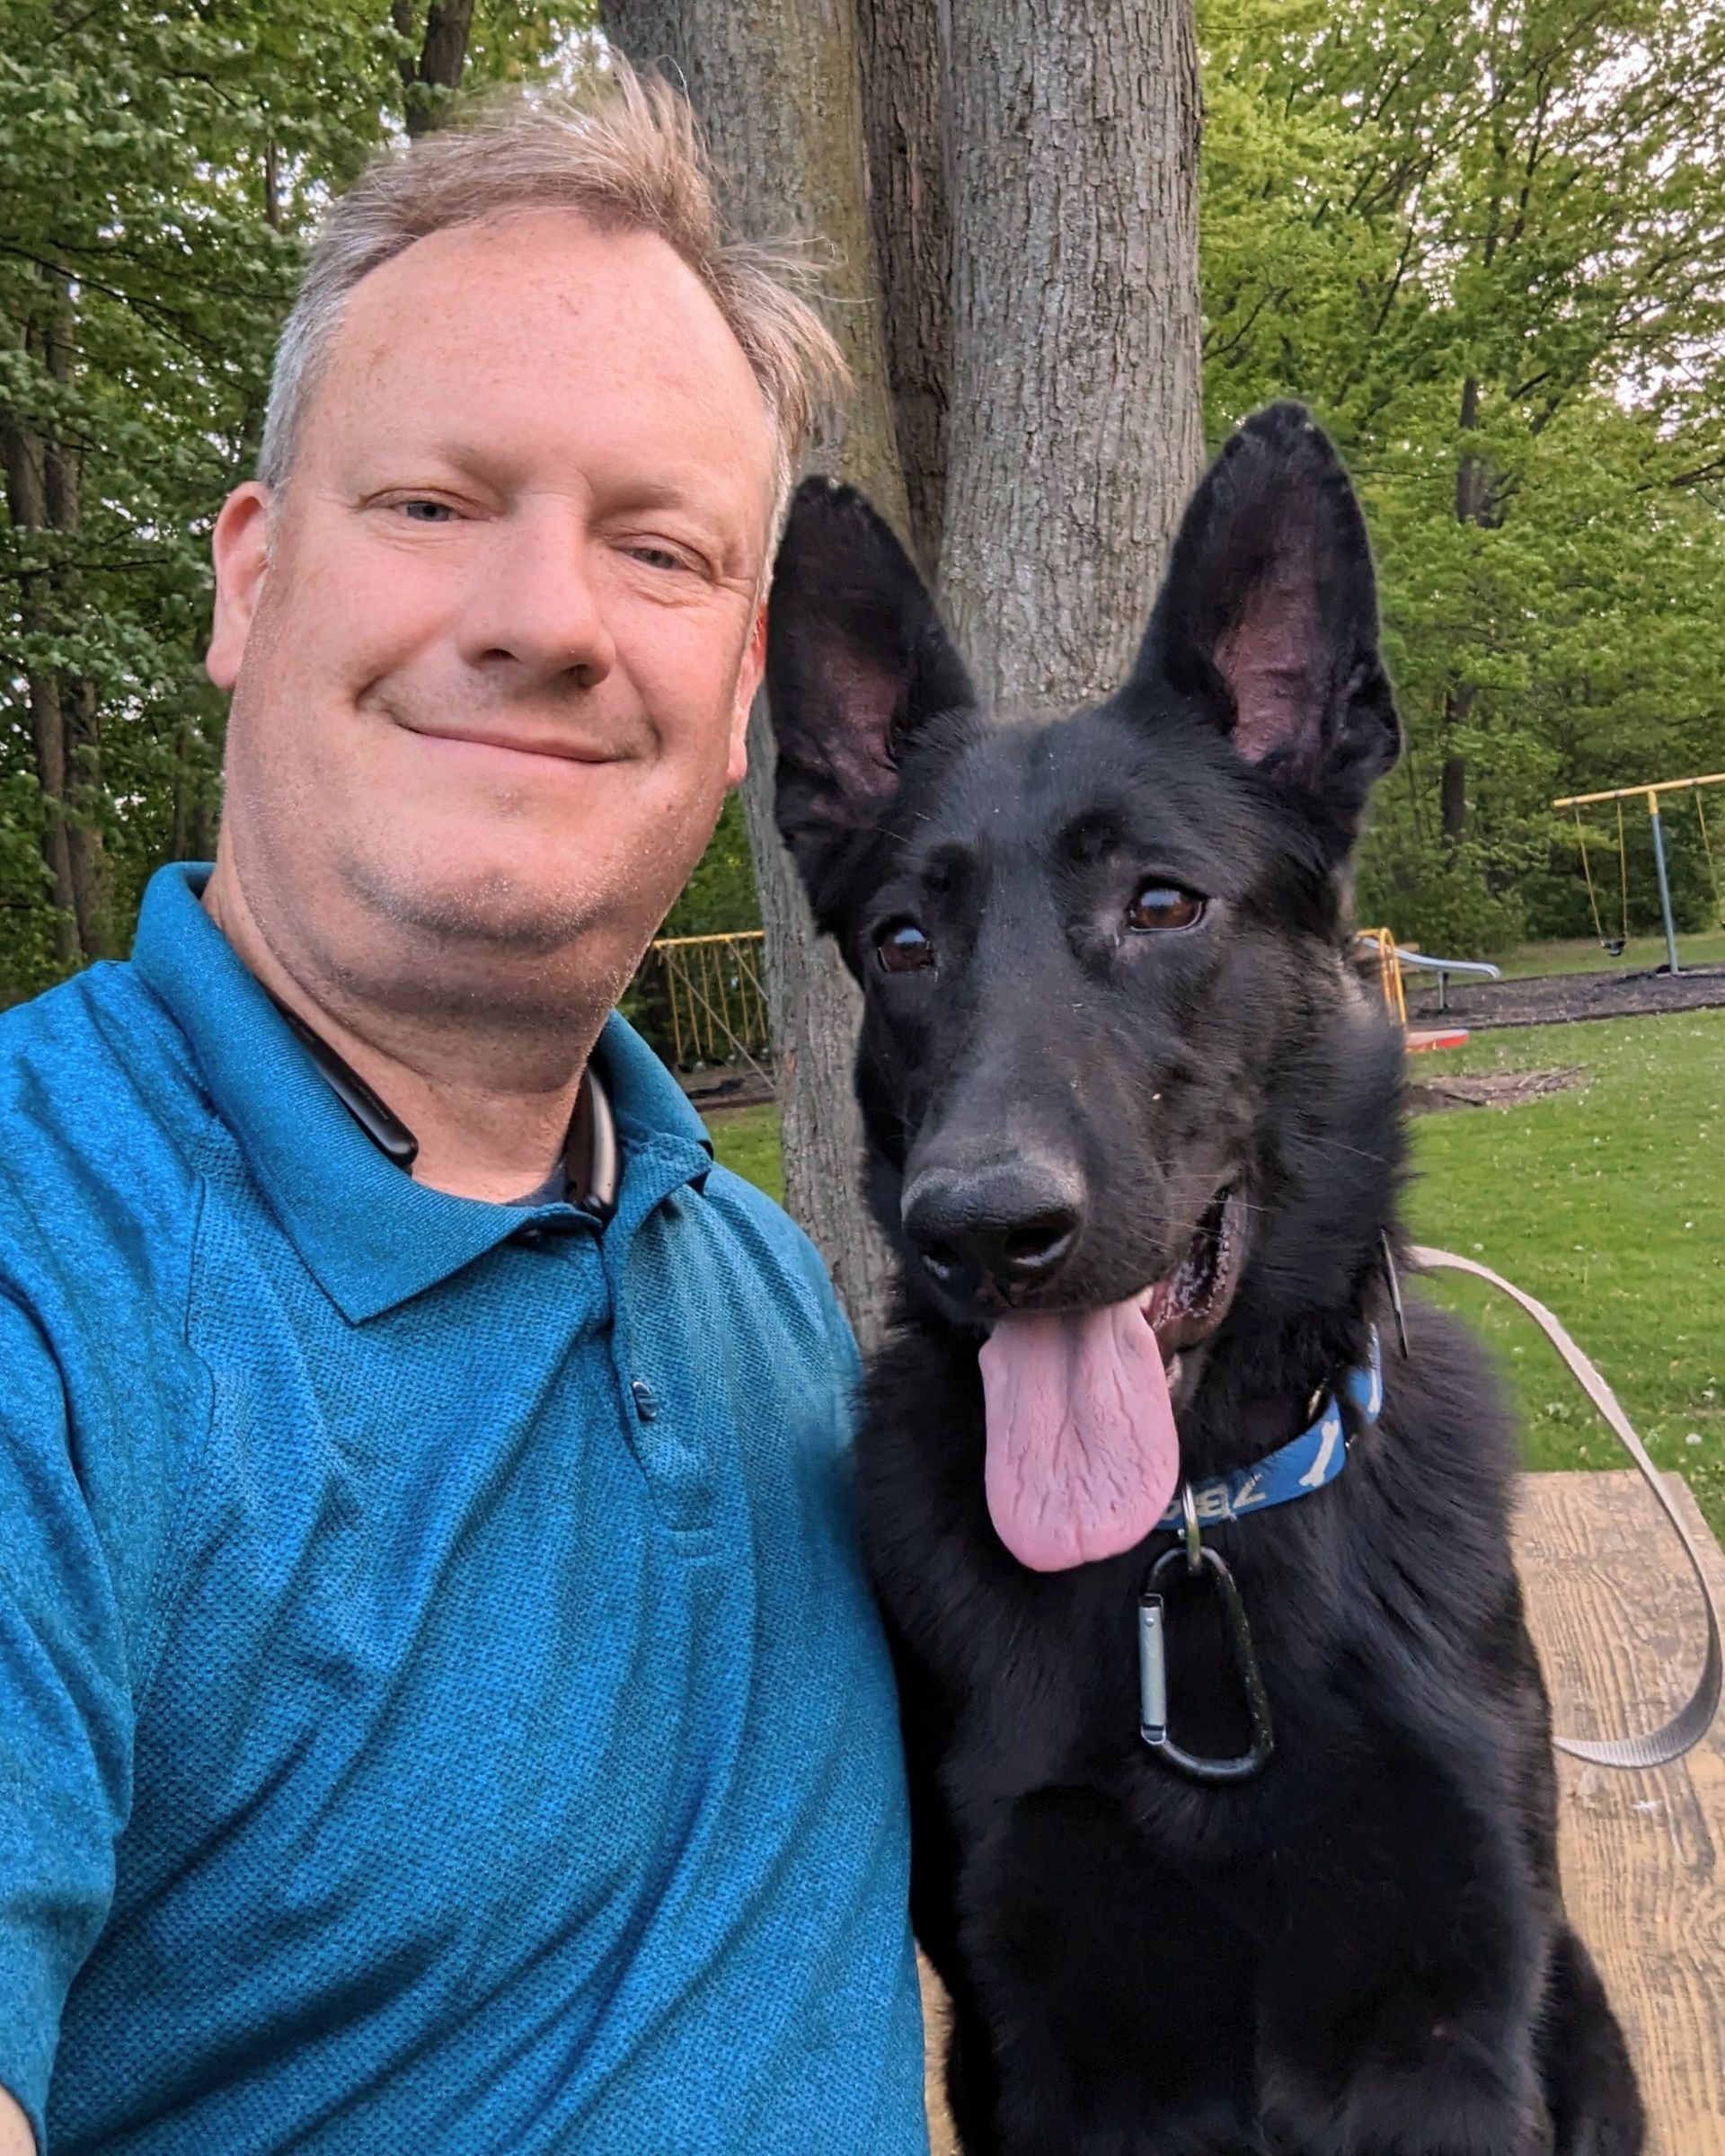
[464, 511, 617, 689]
[902, 1156, 1085, 1302]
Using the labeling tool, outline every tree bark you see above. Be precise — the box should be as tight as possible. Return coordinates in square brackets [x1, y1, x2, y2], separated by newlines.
[2, 409, 76, 971]
[856, 0, 951, 578]
[1444, 373, 1492, 846]
[2, 271, 111, 967]
[600, 2, 1206, 1340]
[394, 0, 476, 136]
[171, 694, 223, 865]
[938, 0, 1205, 710]
[601, 0, 908, 1345]
[262, 133, 282, 228]
[1440, 744, 1468, 845]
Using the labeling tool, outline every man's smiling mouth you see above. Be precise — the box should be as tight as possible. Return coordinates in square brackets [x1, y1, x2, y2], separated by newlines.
[396, 719, 624, 767]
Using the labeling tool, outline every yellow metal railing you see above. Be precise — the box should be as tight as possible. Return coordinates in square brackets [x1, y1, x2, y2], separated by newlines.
[641, 930, 772, 1079]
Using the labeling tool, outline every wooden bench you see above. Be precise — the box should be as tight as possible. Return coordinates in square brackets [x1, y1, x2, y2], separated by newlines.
[921, 1471, 1725, 2154]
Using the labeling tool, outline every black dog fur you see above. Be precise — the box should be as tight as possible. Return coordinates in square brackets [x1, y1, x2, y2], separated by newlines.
[765, 405, 1645, 2155]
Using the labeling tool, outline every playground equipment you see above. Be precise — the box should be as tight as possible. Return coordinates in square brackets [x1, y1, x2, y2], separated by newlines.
[1355, 928, 1500, 1048]
[641, 929, 772, 1081]
[1554, 770, 1725, 976]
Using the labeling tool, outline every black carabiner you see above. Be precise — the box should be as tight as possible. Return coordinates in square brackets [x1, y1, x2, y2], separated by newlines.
[1137, 1533, 1276, 1784]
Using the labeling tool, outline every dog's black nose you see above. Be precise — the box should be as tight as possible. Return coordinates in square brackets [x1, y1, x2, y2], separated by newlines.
[902, 1159, 1084, 1299]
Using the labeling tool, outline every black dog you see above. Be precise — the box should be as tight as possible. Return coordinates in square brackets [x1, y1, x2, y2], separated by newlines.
[765, 406, 1644, 2154]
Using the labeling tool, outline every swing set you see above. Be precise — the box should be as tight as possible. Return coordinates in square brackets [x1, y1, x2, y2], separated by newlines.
[1552, 770, 1725, 976]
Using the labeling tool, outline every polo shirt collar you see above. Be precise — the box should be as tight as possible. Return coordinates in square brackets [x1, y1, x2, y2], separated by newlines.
[130, 863, 713, 1324]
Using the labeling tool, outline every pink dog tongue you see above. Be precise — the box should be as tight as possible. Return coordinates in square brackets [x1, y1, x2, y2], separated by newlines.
[978, 1299, 1180, 1571]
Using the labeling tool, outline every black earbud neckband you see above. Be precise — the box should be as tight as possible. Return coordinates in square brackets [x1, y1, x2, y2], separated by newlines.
[268, 992, 618, 1220]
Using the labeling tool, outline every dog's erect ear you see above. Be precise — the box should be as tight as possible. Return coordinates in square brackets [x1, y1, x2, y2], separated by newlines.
[766, 478, 975, 917]
[1135, 402, 1400, 849]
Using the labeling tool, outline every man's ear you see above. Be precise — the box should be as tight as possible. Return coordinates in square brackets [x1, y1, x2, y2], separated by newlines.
[727, 603, 766, 789]
[765, 478, 975, 923]
[207, 482, 273, 691]
[1135, 403, 1400, 856]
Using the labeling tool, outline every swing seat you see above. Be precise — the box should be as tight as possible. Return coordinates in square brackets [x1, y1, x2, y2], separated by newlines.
[1603, 939, 1626, 957]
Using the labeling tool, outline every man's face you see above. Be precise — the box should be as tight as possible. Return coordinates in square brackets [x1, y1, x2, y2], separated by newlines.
[207, 209, 774, 999]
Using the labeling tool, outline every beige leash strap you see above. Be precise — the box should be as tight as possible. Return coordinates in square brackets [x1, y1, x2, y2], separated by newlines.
[1410, 1245, 1722, 1770]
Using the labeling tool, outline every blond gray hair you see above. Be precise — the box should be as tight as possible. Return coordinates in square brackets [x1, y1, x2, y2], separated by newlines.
[258, 57, 847, 523]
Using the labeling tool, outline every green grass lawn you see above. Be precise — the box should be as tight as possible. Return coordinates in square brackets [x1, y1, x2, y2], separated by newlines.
[1493, 926, 1725, 979]
[706, 1100, 785, 1205]
[708, 1006, 1724, 1538]
[1403, 1009, 1723, 1536]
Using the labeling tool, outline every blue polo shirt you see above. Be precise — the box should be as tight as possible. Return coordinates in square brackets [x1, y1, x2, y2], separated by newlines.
[0, 863, 926, 2155]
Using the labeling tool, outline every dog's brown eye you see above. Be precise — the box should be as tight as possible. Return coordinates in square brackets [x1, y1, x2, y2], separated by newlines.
[876, 920, 934, 974]
[1126, 884, 1207, 933]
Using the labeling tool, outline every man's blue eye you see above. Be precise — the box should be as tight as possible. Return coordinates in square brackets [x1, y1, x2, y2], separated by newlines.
[401, 500, 456, 522]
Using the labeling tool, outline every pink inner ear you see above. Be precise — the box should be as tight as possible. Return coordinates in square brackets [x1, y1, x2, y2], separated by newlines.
[819, 646, 907, 801]
[1214, 561, 1322, 764]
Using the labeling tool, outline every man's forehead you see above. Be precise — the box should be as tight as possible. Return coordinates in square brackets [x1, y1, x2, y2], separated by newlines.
[329, 212, 762, 411]
[299, 208, 778, 527]
[348, 207, 672, 313]
[340, 214, 724, 371]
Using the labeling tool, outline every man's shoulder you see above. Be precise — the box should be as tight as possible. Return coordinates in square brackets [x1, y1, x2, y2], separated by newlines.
[687, 1162, 862, 1381]
[700, 1158, 818, 1265]
[695, 1160, 828, 1294]
[598, 1015, 857, 1356]
[0, 963, 221, 1674]
[0, 959, 211, 1283]
[0, 956, 194, 1100]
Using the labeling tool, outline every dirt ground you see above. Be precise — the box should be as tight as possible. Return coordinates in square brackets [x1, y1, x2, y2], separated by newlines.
[1405, 962, 1725, 1031]
[1404, 1067, 1584, 1114]
[679, 1065, 776, 1112]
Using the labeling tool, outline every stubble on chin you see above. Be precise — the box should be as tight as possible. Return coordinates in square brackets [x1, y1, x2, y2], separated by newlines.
[332, 805, 710, 991]
[343, 853, 620, 959]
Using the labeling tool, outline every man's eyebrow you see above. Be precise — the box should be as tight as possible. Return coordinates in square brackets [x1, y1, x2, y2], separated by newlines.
[365, 441, 730, 517]
[352, 433, 522, 481]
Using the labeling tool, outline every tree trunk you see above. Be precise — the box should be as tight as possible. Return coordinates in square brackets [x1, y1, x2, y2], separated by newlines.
[2, 271, 111, 967]
[394, 0, 476, 136]
[602, 0, 911, 1346]
[938, 0, 1205, 709]
[262, 133, 281, 228]
[600, 2, 1206, 1343]
[2, 416, 75, 971]
[856, 0, 951, 578]
[63, 673, 109, 957]
[171, 695, 224, 865]
[1443, 374, 1490, 847]
[1454, 372, 1487, 524]
[1440, 744, 1468, 846]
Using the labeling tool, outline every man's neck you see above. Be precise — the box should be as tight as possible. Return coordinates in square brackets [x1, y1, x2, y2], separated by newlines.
[202, 862, 609, 1205]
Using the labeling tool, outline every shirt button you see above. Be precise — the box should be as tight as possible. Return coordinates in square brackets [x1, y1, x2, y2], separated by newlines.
[518, 1224, 547, 1248]
[631, 1379, 659, 1423]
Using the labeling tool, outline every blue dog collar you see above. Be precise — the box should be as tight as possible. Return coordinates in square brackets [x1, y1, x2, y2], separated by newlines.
[1153, 1327, 1383, 1534]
